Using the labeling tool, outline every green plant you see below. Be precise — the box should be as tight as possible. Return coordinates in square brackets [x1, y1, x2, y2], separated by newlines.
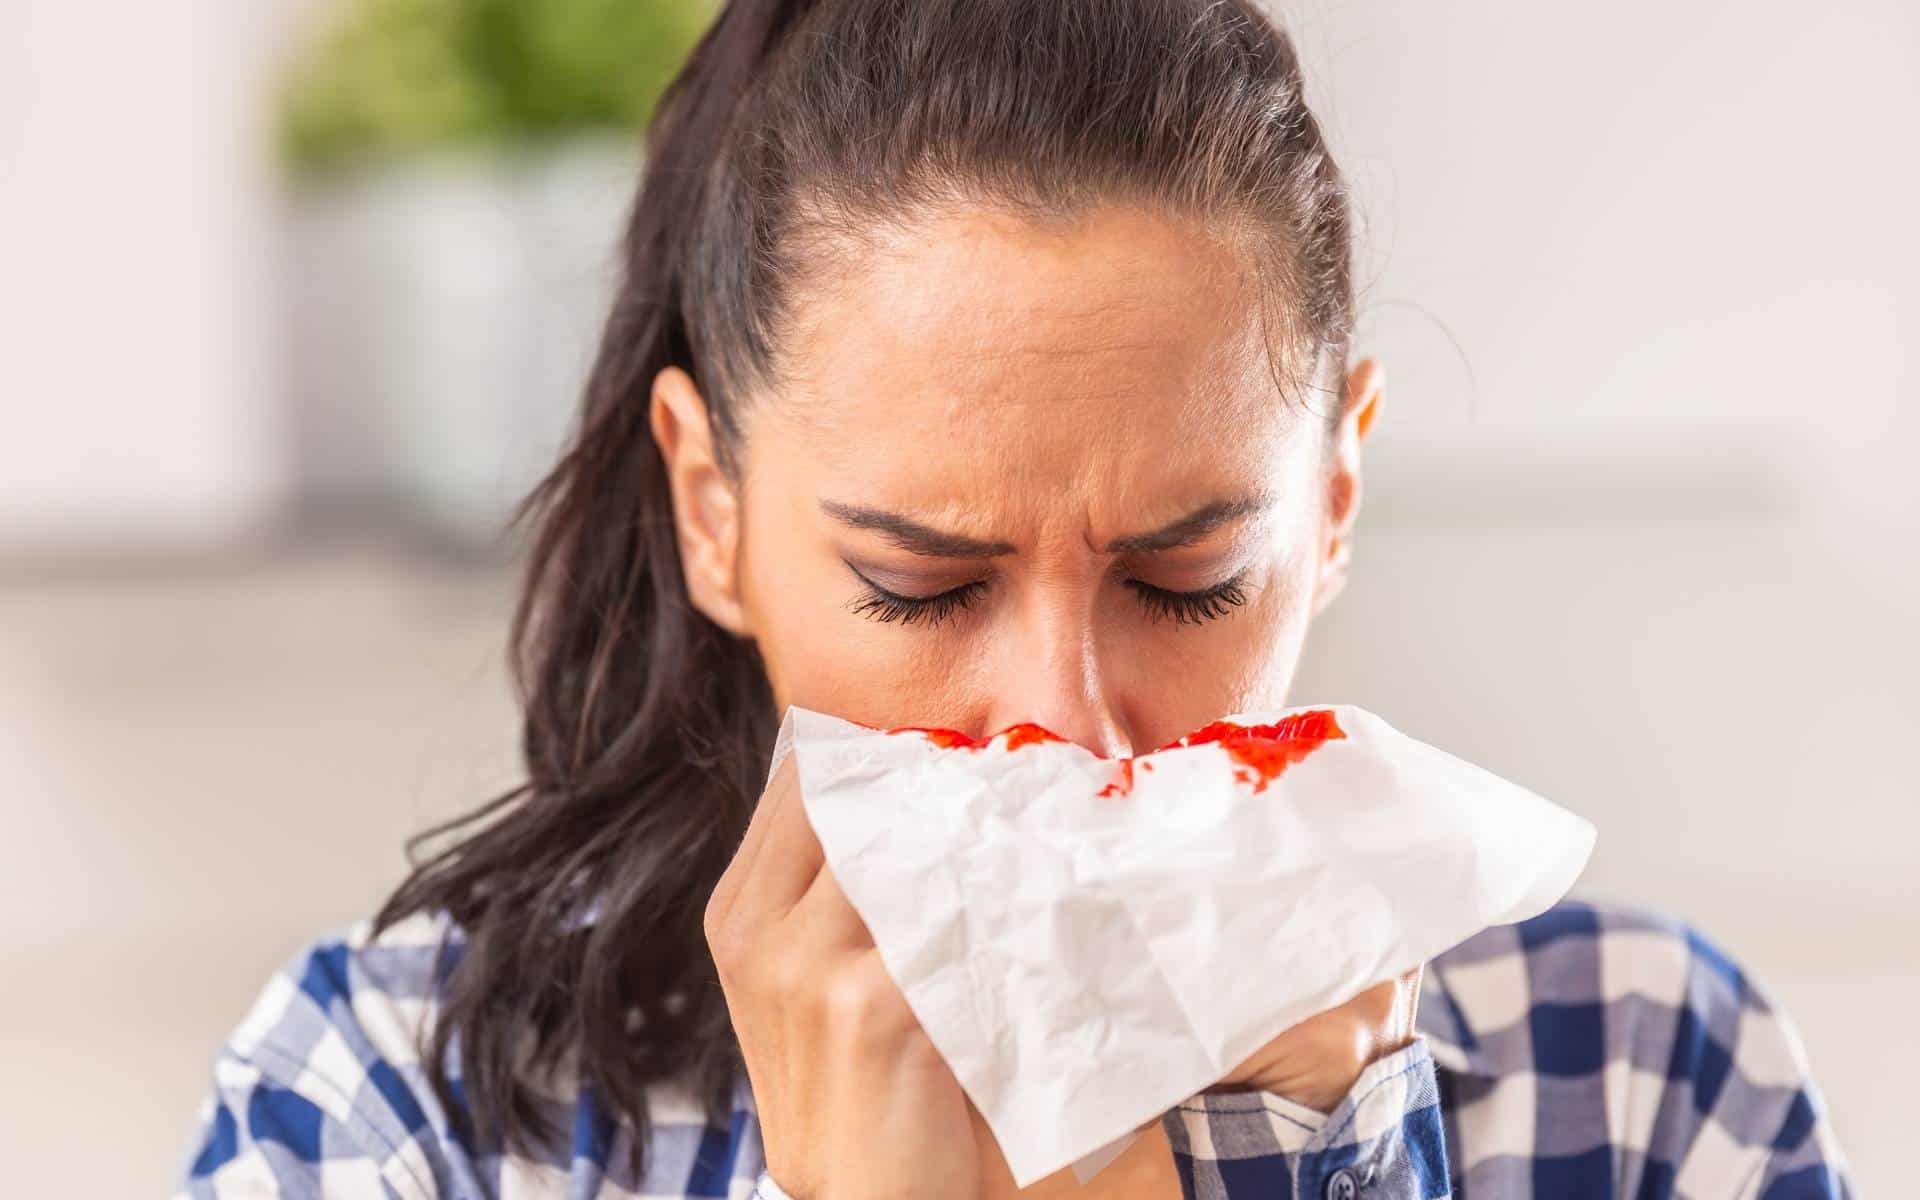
[279, 0, 715, 177]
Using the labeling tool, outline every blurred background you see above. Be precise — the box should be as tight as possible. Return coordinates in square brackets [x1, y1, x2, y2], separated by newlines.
[1, 0, 1913, 1194]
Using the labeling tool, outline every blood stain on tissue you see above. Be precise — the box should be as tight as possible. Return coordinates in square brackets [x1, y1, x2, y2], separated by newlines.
[886, 722, 1068, 751]
[1168, 709, 1347, 792]
[999, 723, 1067, 750]
[887, 713, 1340, 797]
[1096, 757, 1134, 799]
[889, 725, 984, 749]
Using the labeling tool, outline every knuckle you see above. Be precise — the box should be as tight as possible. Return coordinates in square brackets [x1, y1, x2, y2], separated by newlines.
[701, 876, 731, 934]
[760, 947, 806, 999]
[822, 968, 883, 1027]
[1359, 981, 1397, 1023]
[703, 901, 744, 968]
[896, 1027, 946, 1070]
[822, 958, 911, 1037]
[706, 935, 741, 979]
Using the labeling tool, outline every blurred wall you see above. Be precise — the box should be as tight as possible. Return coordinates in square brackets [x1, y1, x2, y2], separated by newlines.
[0, 1, 322, 554]
[1301, 0, 1919, 519]
[1287, 0, 1920, 905]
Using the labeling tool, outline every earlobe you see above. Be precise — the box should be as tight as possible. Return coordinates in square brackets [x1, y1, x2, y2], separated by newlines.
[649, 367, 752, 638]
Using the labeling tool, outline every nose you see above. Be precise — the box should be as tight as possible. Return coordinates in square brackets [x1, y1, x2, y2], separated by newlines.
[982, 604, 1133, 759]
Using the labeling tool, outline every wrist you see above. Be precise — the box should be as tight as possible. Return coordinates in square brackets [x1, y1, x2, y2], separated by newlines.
[1226, 1026, 1418, 1113]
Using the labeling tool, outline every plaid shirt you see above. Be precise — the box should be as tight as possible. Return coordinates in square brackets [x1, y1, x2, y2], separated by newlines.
[173, 897, 1853, 1198]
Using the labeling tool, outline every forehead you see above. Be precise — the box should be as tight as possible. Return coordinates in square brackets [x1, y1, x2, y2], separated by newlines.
[758, 203, 1309, 527]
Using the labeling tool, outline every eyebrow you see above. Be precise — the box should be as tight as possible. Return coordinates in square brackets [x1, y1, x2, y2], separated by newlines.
[818, 493, 1272, 558]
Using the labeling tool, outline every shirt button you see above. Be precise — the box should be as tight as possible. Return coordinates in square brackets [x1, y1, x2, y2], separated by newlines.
[1325, 1167, 1361, 1200]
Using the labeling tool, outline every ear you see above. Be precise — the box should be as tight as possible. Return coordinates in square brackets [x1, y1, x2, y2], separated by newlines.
[1311, 358, 1384, 617]
[649, 366, 753, 638]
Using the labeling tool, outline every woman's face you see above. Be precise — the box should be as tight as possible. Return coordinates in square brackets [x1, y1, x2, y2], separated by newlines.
[652, 203, 1381, 757]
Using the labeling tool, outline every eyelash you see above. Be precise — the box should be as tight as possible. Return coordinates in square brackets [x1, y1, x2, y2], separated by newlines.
[846, 567, 1252, 629]
[1127, 573, 1252, 626]
[848, 577, 988, 627]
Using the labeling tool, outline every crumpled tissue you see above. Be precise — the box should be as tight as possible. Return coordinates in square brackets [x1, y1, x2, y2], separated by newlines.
[763, 702, 1595, 1188]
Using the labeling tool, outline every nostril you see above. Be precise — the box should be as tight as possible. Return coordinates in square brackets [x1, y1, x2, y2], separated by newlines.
[976, 721, 1129, 759]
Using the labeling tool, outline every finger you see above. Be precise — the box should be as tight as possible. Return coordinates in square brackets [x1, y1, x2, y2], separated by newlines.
[722, 750, 828, 930]
[780, 858, 876, 952]
[1347, 965, 1424, 1055]
[708, 751, 801, 925]
[1364, 974, 1413, 1028]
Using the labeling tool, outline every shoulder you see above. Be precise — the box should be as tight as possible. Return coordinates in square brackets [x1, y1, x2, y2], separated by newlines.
[189, 910, 769, 1199]
[221, 908, 462, 1094]
[1431, 894, 1788, 1062]
[1429, 893, 1810, 1080]
[1434, 894, 1729, 1023]
[1426, 895, 1849, 1192]
[179, 910, 467, 1198]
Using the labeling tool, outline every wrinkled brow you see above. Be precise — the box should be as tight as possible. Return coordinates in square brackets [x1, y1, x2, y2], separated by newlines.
[818, 493, 1271, 557]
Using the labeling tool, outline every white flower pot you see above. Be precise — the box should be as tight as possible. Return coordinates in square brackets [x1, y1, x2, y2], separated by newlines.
[285, 135, 641, 551]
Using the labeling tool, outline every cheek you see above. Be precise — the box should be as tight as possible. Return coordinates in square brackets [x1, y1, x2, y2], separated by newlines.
[1235, 533, 1323, 697]
[776, 624, 964, 722]
[1230, 560, 1317, 708]
[737, 530, 965, 722]
[1132, 554, 1317, 725]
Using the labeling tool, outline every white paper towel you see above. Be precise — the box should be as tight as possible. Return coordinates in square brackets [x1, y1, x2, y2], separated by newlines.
[764, 702, 1595, 1188]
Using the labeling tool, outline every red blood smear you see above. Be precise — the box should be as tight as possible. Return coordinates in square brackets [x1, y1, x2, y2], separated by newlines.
[885, 722, 1070, 751]
[1162, 709, 1346, 792]
[886, 712, 1340, 799]
[888, 725, 985, 750]
[1000, 723, 1068, 750]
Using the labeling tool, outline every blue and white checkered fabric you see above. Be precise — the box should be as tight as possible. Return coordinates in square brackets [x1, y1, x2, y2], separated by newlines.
[173, 897, 1853, 1198]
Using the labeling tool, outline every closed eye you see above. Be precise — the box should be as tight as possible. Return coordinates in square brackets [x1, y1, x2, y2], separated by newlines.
[844, 563, 1251, 629]
[1124, 570, 1252, 626]
[846, 570, 990, 627]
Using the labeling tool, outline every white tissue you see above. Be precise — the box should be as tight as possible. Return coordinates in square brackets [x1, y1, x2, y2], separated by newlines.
[765, 703, 1595, 1188]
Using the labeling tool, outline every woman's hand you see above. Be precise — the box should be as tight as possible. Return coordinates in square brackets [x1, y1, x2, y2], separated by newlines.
[1211, 965, 1425, 1111]
[704, 753, 982, 1200]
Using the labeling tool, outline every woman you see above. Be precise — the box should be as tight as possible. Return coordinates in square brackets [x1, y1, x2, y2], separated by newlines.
[175, 0, 1852, 1196]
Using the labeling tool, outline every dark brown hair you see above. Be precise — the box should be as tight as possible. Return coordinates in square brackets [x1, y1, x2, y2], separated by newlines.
[372, 0, 1358, 1176]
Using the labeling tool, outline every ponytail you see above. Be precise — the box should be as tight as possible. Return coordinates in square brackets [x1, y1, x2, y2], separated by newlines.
[370, 0, 821, 1176]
